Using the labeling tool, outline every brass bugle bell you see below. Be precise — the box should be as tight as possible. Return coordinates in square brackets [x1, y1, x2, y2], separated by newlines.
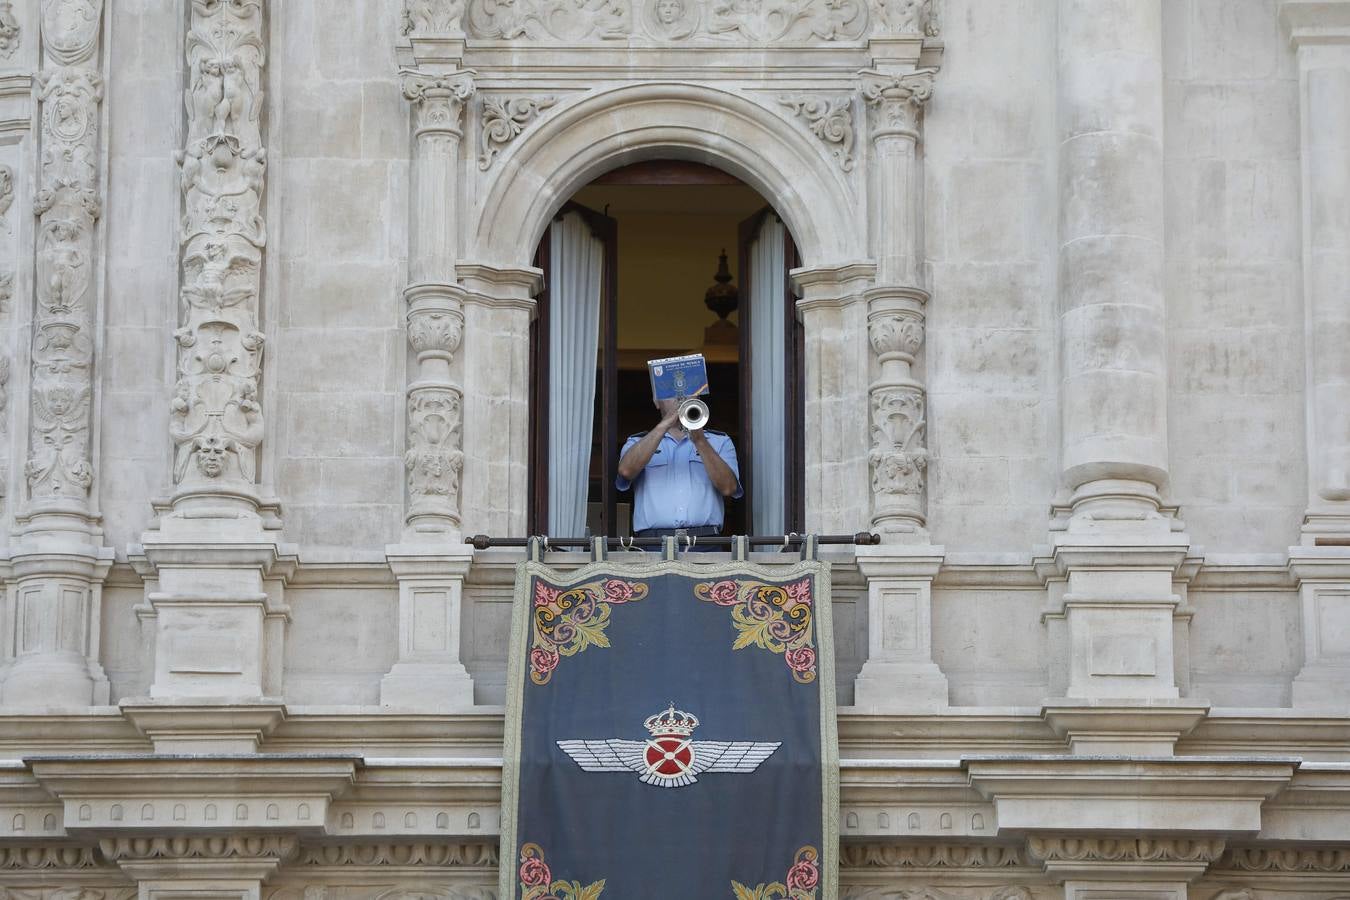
[678, 397, 709, 431]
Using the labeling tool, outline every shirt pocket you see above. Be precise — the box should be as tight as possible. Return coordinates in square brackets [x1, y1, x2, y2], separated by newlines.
[645, 451, 671, 469]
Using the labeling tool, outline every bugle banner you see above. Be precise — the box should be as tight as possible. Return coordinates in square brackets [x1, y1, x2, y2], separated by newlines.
[500, 541, 839, 899]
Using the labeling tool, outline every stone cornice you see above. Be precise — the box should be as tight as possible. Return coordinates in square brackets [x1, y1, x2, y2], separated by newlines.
[0, 845, 103, 870]
[1281, 0, 1350, 46]
[1215, 846, 1350, 872]
[99, 836, 300, 863]
[839, 842, 1030, 871]
[1027, 836, 1226, 881]
[965, 756, 1299, 834]
[294, 841, 498, 868]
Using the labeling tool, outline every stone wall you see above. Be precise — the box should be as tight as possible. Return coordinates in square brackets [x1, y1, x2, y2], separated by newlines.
[0, 0, 1347, 897]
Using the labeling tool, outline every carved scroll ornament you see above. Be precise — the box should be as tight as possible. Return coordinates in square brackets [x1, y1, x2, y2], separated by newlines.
[479, 95, 557, 169]
[778, 94, 854, 171]
[171, 0, 268, 495]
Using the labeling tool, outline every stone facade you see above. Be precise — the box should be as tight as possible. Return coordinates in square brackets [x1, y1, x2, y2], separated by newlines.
[0, 0, 1346, 897]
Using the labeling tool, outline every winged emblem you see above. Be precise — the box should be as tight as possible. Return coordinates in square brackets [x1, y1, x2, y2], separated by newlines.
[556, 703, 781, 789]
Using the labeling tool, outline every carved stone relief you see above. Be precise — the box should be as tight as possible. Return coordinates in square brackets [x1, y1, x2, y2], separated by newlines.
[0, 890, 135, 900]
[869, 0, 937, 36]
[479, 96, 556, 169]
[867, 307, 927, 522]
[843, 889, 1034, 900]
[0, 1, 19, 57]
[464, 0, 869, 42]
[403, 0, 466, 35]
[26, 0, 104, 511]
[405, 386, 464, 518]
[778, 95, 854, 171]
[171, 0, 268, 499]
[862, 69, 935, 135]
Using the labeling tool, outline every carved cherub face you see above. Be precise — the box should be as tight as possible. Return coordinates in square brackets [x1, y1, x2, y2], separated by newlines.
[656, 0, 684, 24]
[194, 435, 227, 477]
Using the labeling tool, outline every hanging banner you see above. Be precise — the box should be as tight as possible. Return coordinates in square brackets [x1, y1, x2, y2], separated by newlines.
[500, 552, 838, 899]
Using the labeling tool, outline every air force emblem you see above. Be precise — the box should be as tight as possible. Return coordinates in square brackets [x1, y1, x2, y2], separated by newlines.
[556, 703, 781, 789]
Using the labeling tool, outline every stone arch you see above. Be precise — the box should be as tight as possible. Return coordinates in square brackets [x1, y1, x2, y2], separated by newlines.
[469, 81, 862, 269]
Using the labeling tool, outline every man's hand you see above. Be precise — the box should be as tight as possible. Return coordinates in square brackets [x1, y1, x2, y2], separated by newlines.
[690, 429, 740, 497]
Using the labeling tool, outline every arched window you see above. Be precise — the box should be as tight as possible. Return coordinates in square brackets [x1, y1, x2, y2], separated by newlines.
[528, 162, 803, 537]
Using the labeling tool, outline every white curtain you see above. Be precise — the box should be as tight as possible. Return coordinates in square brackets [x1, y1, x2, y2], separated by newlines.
[748, 215, 787, 534]
[548, 211, 605, 536]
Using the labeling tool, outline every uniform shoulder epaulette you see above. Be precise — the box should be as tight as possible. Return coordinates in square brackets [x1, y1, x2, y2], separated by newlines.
[704, 428, 729, 436]
[626, 431, 648, 439]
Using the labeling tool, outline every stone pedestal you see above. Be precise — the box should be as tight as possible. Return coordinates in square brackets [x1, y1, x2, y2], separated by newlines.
[379, 543, 476, 710]
[852, 544, 948, 710]
[1047, 537, 1189, 703]
[130, 511, 295, 702]
[0, 539, 113, 707]
[1290, 547, 1350, 710]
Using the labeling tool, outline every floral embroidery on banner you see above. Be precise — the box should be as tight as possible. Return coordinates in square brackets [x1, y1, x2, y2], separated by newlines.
[529, 576, 650, 685]
[694, 577, 816, 683]
[732, 845, 821, 899]
[519, 842, 606, 899]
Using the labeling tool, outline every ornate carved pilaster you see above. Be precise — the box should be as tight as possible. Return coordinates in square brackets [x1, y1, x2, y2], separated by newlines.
[25, 0, 104, 525]
[130, 0, 288, 706]
[0, 0, 113, 709]
[866, 295, 926, 535]
[861, 69, 933, 541]
[401, 70, 474, 537]
[379, 67, 478, 710]
[166, 0, 268, 517]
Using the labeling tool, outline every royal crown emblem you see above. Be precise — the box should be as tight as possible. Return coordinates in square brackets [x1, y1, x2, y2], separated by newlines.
[557, 703, 781, 789]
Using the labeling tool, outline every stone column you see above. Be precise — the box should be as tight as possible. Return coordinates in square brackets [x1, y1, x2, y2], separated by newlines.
[1284, 1, 1350, 537]
[1044, 0, 1198, 722]
[792, 263, 873, 536]
[1057, 0, 1169, 521]
[847, 70, 948, 711]
[400, 69, 474, 539]
[0, 0, 114, 707]
[860, 70, 933, 543]
[1282, 1, 1350, 710]
[379, 28, 478, 708]
[132, 0, 291, 706]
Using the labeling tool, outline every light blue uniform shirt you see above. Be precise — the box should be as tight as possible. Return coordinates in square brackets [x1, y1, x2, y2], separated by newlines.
[615, 430, 743, 532]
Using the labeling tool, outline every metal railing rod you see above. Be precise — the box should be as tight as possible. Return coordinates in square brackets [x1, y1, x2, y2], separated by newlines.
[465, 533, 880, 550]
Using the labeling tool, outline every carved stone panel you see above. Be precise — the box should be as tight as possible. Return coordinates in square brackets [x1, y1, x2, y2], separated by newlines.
[463, 0, 870, 42]
[171, 0, 268, 503]
[25, 0, 104, 514]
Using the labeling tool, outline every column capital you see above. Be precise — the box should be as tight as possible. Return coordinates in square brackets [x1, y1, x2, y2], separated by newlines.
[860, 68, 936, 138]
[1281, 0, 1350, 46]
[401, 68, 477, 136]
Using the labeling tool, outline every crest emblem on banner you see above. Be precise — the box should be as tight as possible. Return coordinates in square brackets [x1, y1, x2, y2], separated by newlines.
[500, 553, 839, 899]
[557, 702, 782, 788]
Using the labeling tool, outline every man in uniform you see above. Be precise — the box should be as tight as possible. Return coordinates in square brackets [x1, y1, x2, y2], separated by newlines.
[616, 397, 742, 538]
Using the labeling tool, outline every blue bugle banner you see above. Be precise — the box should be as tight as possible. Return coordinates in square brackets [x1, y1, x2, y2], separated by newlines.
[500, 555, 839, 899]
[648, 352, 710, 402]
